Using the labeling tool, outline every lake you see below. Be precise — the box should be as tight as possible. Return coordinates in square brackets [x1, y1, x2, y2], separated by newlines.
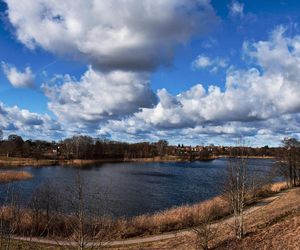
[0, 158, 276, 217]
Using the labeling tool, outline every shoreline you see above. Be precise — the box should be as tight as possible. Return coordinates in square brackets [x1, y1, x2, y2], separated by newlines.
[0, 156, 213, 167]
[0, 155, 275, 167]
[1, 181, 289, 244]
[214, 155, 275, 159]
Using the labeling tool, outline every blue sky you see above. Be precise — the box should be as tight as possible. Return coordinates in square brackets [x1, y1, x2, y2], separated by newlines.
[1, 0, 300, 146]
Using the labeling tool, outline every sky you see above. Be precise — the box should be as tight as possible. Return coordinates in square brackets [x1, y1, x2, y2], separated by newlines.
[1, 0, 300, 146]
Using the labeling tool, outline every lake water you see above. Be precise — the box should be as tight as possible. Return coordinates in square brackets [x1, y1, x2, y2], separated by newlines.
[0, 158, 276, 217]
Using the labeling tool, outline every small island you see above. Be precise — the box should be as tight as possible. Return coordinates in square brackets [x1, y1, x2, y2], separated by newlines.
[0, 171, 32, 183]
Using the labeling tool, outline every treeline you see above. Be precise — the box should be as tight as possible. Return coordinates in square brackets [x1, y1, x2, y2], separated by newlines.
[276, 137, 300, 187]
[0, 133, 175, 159]
[0, 131, 297, 162]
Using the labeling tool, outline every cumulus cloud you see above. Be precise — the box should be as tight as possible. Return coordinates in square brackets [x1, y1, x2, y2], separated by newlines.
[4, 0, 217, 71]
[42, 67, 157, 126]
[3, 0, 299, 146]
[192, 55, 228, 72]
[35, 25, 300, 144]
[2, 62, 35, 88]
[93, 26, 300, 146]
[0, 102, 62, 139]
[137, 27, 300, 129]
[229, 1, 244, 18]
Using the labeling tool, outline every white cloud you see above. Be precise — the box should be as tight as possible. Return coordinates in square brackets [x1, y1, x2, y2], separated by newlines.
[97, 111, 300, 147]
[42, 67, 157, 127]
[193, 55, 212, 68]
[139, 27, 300, 130]
[2, 62, 35, 88]
[5, 0, 217, 71]
[29, 26, 300, 145]
[0, 102, 62, 139]
[94, 26, 300, 146]
[229, 1, 244, 18]
[192, 55, 228, 72]
[3, 0, 300, 147]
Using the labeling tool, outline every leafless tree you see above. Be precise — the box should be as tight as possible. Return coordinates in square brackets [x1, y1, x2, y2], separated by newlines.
[193, 207, 217, 250]
[27, 181, 62, 238]
[55, 172, 112, 249]
[0, 185, 21, 249]
[225, 146, 249, 239]
[278, 138, 300, 187]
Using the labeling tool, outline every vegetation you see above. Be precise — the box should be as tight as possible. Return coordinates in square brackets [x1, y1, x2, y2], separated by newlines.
[0, 171, 32, 183]
[276, 137, 300, 187]
[0, 129, 283, 165]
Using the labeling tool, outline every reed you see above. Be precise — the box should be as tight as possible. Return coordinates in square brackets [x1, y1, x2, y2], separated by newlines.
[0, 171, 32, 183]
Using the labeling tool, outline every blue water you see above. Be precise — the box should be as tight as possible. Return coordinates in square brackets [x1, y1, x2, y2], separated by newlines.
[0, 158, 275, 217]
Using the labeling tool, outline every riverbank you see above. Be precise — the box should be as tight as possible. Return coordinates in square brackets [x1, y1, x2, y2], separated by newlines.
[0, 155, 217, 167]
[5, 181, 296, 250]
[109, 181, 288, 239]
[0, 181, 288, 242]
[0, 171, 32, 183]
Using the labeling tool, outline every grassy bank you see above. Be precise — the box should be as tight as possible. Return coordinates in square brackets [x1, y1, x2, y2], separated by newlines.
[4, 182, 297, 249]
[0, 182, 289, 243]
[0, 171, 32, 183]
[0, 155, 217, 167]
[111, 182, 288, 239]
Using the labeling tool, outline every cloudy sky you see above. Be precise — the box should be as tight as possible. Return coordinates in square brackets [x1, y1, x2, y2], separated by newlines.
[1, 0, 300, 146]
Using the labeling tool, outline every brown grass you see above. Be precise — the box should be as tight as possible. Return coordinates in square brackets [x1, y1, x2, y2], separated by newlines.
[115, 196, 230, 238]
[0, 157, 58, 167]
[0, 181, 291, 244]
[214, 187, 300, 250]
[113, 182, 291, 239]
[6, 186, 299, 249]
[0, 171, 33, 183]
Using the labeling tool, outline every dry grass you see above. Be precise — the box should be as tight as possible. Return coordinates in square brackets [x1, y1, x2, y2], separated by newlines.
[251, 181, 289, 199]
[214, 187, 300, 250]
[0, 171, 32, 183]
[111, 182, 290, 239]
[112, 185, 300, 249]
[268, 181, 288, 192]
[0, 181, 288, 241]
[0, 240, 58, 250]
[0, 157, 57, 167]
[0, 182, 295, 250]
[111, 195, 230, 239]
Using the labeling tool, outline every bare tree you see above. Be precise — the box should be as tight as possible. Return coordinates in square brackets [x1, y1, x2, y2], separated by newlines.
[193, 207, 217, 250]
[27, 181, 62, 239]
[56, 172, 112, 249]
[279, 138, 300, 187]
[0, 185, 21, 249]
[225, 148, 249, 239]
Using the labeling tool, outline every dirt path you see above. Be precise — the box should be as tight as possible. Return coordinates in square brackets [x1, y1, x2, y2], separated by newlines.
[11, 190, 288, 248]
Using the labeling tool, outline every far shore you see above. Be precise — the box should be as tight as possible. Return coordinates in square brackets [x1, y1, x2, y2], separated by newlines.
[0, 155, 275, 167]
[215, 155, 275, 159]
[0, 156, 211, 167]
